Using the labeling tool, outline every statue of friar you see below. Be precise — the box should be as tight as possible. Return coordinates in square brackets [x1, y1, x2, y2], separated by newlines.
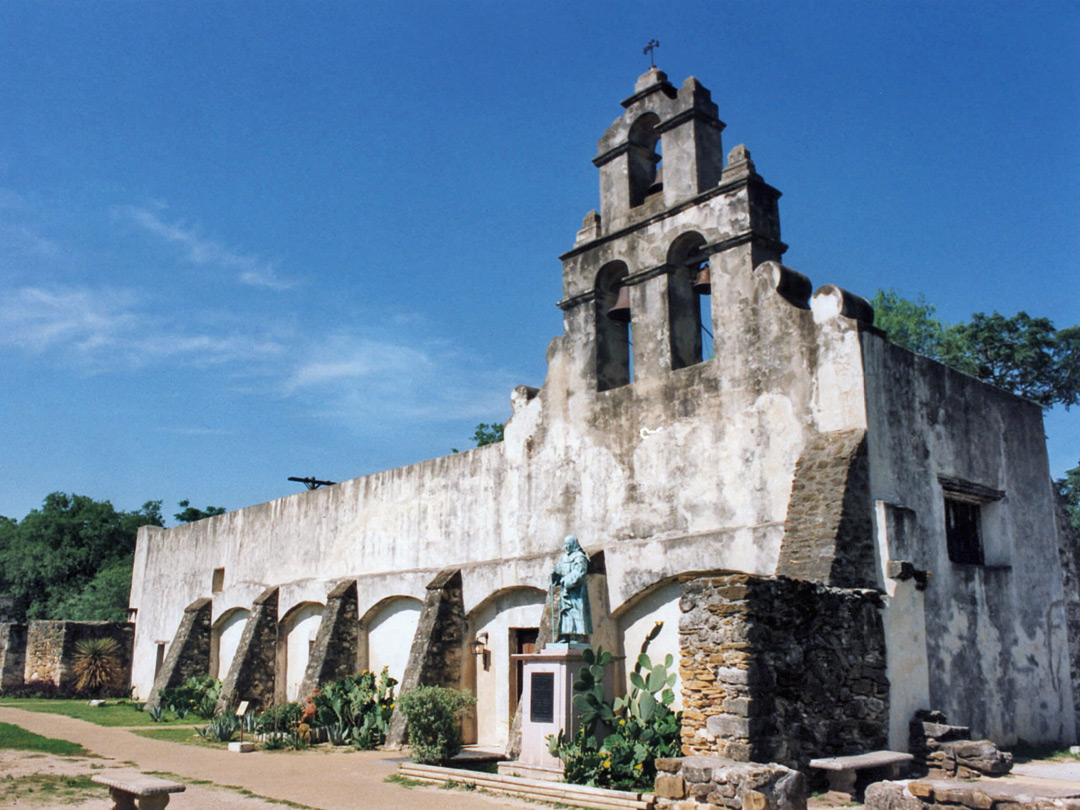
[550, 534, 592, 644]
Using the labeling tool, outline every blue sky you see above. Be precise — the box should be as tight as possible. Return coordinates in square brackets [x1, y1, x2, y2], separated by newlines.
[1, 1, 1077, 523]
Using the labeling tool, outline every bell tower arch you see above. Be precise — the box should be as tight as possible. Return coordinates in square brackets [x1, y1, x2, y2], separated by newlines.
[556, 69, 787, 393]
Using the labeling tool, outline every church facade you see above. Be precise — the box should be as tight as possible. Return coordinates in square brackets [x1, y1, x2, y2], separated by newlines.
[129, 69, 1077, 753]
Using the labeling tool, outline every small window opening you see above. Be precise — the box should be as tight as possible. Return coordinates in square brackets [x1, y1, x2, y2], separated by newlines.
[945, 498, 983, 565]
[596, 262, 632, 391]
[628, 114, 661, 207]
[212, 568, 225, 593]
[940, 476, 1005, 566]
[154, 642, 167, 678]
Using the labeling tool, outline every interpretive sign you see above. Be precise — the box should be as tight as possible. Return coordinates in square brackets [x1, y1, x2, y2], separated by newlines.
[530, 672, 554, 724]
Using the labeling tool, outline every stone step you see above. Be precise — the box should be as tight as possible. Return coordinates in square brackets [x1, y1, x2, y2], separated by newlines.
[398, 763, 654, 809]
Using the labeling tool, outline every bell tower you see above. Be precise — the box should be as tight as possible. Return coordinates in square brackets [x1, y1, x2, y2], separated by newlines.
[556, 69, 787, 393]
[593, 68, 727, 233]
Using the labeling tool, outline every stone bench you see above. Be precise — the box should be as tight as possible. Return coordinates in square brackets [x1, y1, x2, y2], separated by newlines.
[91, 771, 186, 810]
[809, 750, 914, 799]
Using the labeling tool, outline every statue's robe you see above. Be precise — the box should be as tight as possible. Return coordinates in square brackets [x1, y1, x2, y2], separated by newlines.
[555, 548, 592, 638]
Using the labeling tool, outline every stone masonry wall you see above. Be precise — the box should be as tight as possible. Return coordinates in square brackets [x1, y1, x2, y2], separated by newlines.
[24, 621, 65, 684]
[17, 621, 133, 695]
[386, 568, 465, 748]
[0, 623, 28, 691]
[679, 573, 888, 771]
[776, 429, 877, 590]
[145, 598, 212, 712]
[298, 580, 359, 699]
[654, 756, 806, 810]
[216, 587, 279, 714]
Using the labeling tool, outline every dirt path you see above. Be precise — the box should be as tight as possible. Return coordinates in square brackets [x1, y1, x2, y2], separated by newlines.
[0, 707, 534, 809]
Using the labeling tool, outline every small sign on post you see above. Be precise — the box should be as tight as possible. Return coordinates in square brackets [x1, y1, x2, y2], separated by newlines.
[229, 701, 255, 753]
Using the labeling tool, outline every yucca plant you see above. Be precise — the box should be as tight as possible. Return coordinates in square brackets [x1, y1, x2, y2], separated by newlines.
[71, 637, 122, 696]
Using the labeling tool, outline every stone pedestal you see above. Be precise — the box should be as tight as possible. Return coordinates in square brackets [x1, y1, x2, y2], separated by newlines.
[497, 646, 590, 781]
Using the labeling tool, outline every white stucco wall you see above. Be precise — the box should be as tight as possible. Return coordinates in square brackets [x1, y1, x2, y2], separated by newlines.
[282, 603, 323, 702]
[617, 581, 682, 710]
[212, 608, 249, 681]
[466, 588, 546, 748]
[366, 597, 422, 683]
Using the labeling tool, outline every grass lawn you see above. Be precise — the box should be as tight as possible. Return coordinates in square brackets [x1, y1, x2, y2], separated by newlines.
[0, 698, 194, 727]
[0, 773, 106, 806]
[0, 722, 89, 756]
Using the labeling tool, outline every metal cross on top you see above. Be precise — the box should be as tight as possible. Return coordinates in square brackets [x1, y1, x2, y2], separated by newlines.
[643, 39, 660, 67]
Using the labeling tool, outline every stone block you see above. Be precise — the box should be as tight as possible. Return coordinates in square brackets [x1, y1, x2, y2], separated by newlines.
[864, 782, 923, 810]
[656, 773, 687, 799]
[743, 790, 768, 810]
[715, 667, 751, 685]
[707, 713, 749, 739]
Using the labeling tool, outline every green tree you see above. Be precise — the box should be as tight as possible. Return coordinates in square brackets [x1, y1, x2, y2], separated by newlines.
[0, 493, 163, 622]
[472, 423, 504, 447]
[174, 500, 227, 523]
[1058, 463, 1080, 534]
[872, 290, 1080, 409]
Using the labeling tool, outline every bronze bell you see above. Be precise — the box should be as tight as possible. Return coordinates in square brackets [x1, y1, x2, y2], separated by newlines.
[691, 264, 712, 295]
[606, 286, 631, 321]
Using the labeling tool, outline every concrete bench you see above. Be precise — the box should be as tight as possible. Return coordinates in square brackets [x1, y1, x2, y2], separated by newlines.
[809, 750, 914, 799]
[91, 771, 186, 810]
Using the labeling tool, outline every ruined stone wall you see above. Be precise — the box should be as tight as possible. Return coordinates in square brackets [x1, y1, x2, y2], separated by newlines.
[0, 623, 27, 691]
[679, 573, 888, 770]
[24, 621, 65, 684]
[18, 622, 134, 694]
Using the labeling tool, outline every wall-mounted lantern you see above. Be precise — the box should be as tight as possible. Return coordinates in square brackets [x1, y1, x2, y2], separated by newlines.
[471, 632, 490, 670]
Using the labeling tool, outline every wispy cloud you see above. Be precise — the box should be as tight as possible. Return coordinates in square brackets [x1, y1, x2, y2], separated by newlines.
[0, 284, 286, 370]
[0, 286, 138, 354]
[285, 334, 516, 429]
[114, 204, 296, 290]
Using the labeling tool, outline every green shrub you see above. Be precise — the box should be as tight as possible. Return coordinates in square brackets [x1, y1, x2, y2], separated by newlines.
[71, 637, 122, 696]
[397, 686, 475, 764]
[548, 622, 682, 790]
[312, 667, 397, 749]
[196, 715, 239, 742]
[254, 702, 304, 734]
[158, 676, 220, 720]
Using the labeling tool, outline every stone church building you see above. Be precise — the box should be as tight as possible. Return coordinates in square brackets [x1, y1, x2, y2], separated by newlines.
[129, 69, 1077, 758]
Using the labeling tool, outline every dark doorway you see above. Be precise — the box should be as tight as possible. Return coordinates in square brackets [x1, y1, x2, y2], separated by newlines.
[510, 627, 540, 716]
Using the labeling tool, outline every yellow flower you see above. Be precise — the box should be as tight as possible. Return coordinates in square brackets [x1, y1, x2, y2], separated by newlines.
[602, 760, 611, 768]
[618, 719, 626, 725]
[634, 763, 643, 770]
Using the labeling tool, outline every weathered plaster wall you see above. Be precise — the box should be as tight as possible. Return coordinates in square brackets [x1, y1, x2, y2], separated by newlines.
[130, 250, 868, 702]
[127, 70, 1075, 749]
[863, 336, 1076, 744]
